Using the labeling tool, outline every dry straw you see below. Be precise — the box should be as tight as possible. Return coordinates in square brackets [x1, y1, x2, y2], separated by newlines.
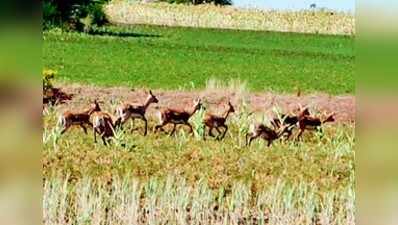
[105, 2, 355, 35]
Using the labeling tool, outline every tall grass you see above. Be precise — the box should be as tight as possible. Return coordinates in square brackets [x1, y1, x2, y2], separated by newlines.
[43, 175, 354, 225]
[105, 2, 355, 35]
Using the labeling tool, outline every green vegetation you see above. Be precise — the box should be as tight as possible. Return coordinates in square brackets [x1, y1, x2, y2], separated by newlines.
[43, 25, 354, 95]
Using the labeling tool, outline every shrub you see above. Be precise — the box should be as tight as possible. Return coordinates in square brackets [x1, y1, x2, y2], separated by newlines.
[43, 68, 57, 92]
[43, 0, 110, 32]
[43, 1, 59, 28]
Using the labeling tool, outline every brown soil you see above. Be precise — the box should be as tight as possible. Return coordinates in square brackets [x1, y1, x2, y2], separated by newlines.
[57, 84, 355, 123]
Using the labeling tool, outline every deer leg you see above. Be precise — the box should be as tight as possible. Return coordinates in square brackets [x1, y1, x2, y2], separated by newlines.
[248, 135, 258, 146]
[130, 118, 137, 132]
[169, 124, 177, 136]
[101, 136, 107, 146]
[142, 117, 148, 136]
[245, 133, 251, 146]
[285, 129, 293, 140]
[79, 124, 88, 134]
[215, 127, 223, 140]
[267, 140, 273, 147]
[247, 133, 259, 146]
[186, 122, 194, 135]
[60, 124, 70, 135]
[295, 129, 304, 141]
[208, 127, 216, 137]
[219, 125, 228, 140]
[155, 120, 167, 133]
[93, 127, 99, 144]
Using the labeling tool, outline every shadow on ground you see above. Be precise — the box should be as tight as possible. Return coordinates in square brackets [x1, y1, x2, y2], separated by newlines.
[89, 29, 161, 38]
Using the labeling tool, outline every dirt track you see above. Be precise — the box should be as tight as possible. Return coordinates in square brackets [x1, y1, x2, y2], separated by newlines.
[58, 84, 355, 123]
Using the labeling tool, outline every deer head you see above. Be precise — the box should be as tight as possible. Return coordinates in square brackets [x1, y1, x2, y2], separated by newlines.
[148, 90, 159, 104]
[87, 99, 102, 115]
[228, 101, 235, 113]
[323, 112, 336, 123]
[193, 98, 202, 112]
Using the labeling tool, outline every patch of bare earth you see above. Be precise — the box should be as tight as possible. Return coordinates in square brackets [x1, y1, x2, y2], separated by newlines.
[58, 84, 355, 123]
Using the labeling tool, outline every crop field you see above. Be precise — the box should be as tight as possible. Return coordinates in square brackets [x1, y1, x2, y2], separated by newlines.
[105, 2, 355, 35]
[43, 4, 355, 225]
[43, 24, 354, 95]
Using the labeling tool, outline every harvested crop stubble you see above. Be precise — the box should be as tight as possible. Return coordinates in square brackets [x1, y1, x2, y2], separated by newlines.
[105, 2, 355, 35]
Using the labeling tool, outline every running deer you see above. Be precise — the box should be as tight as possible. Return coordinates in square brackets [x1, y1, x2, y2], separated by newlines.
[115, 90, 158, 135]
[295, 112, 336, 140]
[203, 101, 235, 140]
[58, 100, 101, 135]
[91, 111, 121, 146]
[271, 107, 310, 139]
[246, 123, 289, 147]
[155, 98, 202, 136]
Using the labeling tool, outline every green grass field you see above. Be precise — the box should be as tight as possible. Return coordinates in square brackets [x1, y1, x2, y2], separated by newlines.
[43, 25, 354, 95]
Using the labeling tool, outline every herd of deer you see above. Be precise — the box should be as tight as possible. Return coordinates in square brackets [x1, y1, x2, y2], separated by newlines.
[57, 90, 335, 146]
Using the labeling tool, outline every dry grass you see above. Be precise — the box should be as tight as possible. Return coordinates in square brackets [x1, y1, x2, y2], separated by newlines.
[105, 2, 355, 35]
[43, 175, 354, 225]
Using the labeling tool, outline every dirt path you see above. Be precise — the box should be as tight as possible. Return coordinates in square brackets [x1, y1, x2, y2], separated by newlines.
[58, 84, 355, 123]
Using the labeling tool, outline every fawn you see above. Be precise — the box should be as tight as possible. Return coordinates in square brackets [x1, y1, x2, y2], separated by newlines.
[203, 101, 235, 140]
[155, 98, 202, 136]
[58, 100, 101, 135]
[295, 112, 335, 140]
[115, 90, 158, 135]
[91, 111, 121, 146]
[246, 123, 288, 147]
[271, 107, 310, 139]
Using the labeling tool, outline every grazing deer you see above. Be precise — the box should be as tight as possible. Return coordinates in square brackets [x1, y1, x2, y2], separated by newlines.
[58, 100, 101, 135]
[271, 108, 310, 139]
[115, 90, 158, 135]
[295, 112, 336, 140]
[246, 123, 288, 147]
[155, 98, 202, 136]
[91, 111, 121, 146]
[203, 101, 235, 140]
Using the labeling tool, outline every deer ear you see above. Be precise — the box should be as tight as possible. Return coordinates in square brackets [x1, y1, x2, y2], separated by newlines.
[149, 90, 153, 95]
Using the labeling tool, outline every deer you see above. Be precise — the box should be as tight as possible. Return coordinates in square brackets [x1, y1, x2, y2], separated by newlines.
[58, 100, 101, 135]
[154, 98, 202, 136]
[203, 101, 235, 140]
[115, 90, 158, 136]
[245, 123, 289, 147]
[91, 111, 121, 146]
[270, 107, 311, 139]
[295, 112, 336, 140]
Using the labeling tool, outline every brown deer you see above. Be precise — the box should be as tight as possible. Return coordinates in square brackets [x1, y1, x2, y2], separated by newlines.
[271, 107, 310, 139]
[155, 98, 202, 136]
[246, 123, 288, 147]
[58, 100, 101, 135]
[203, 101, 235, 140]
[295, 112, 336, 140]
[115, 90, 158, 135]
[91, 111, 121, 146]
